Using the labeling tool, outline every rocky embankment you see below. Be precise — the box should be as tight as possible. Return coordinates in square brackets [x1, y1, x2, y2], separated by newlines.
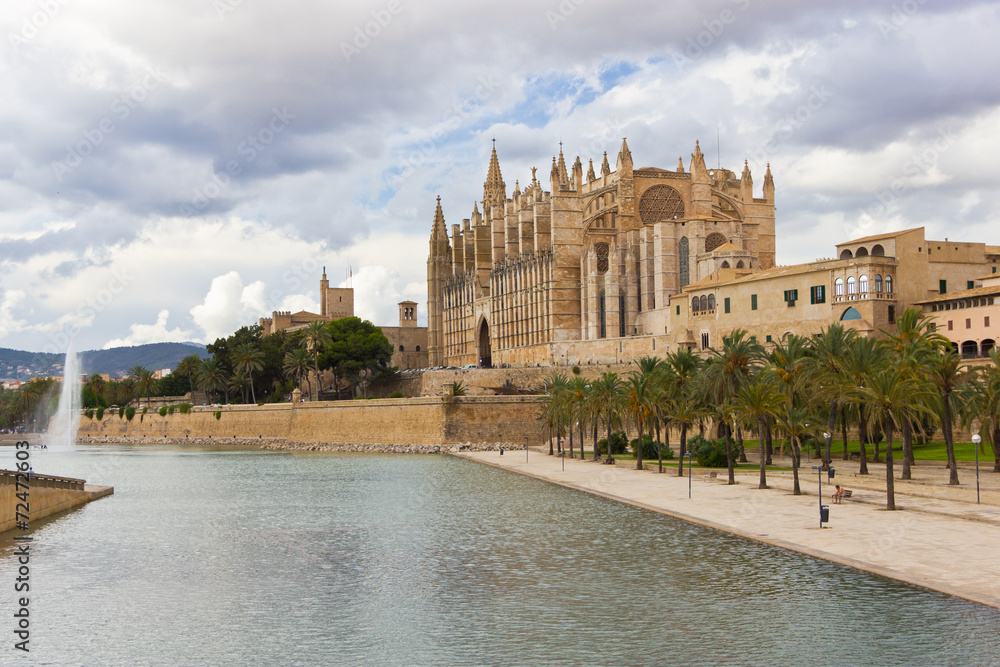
[77, 436, 524, 454]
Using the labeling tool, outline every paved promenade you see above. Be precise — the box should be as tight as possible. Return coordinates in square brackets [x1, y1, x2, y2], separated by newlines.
[454, 448, 1000, 610]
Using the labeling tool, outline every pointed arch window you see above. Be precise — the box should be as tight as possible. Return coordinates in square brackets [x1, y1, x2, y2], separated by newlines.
[678, 237, 690, 288]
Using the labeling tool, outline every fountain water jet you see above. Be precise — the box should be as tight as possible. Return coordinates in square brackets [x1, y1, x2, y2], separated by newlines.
[46, 341, 81, 450]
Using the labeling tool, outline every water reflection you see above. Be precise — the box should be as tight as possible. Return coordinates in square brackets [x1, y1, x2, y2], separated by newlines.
[0, 446, 997, 665]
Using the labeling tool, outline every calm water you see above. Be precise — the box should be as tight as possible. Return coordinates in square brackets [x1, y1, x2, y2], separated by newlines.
[2, 445, 999, 666]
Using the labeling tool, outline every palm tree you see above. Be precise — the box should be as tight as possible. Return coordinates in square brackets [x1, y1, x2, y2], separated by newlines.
[774, 404, 819, 495]
[838, 335, 888, 475]
[859, 365, 933, 510]
[767, 334, 812, 461]
[592, 371, 621, 463]
[635, 356, 667, 471]
[886, 308, 940, 478]
[174, 355, 201, 396]
[702, 329, 764, 484]
[622, 371, 655, 470]
[809, 323, 857, 469]
[541, 373, 569, 456]
[283, 348, 312, 400]
[197, 358, 229, 403]
[302, 321, 333, 400]
[926, 348, 972, 485]
[232, 343, 265, 404]
[734, 376, 786, 489]
[229, 370, 250, 403]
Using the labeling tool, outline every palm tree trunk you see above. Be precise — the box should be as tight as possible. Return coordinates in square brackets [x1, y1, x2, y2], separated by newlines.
[724, 422, 735, 484]
[568, 423, 574, 459]
[765, 420, 773, 465]
[901, 415, 913, 480]
[605, 413, 614, 464]
[548, 424, 553, 456]
[991, 423, 1000, 473]
[635, 423, 644, 470]
[858, 411, 869, 475]
[885, 415, 896, 511]
[655, 420, 663, 473]
[943, 392, 959, 485]
[757, 417, 768, 489]
[593, 422, 600, 461]
[737, 425, 748, 463]
[249, 370, 257, 404]
[678, 423, 688, 476]
[791, 434, 801, 495]
[841, 406, 849, 460]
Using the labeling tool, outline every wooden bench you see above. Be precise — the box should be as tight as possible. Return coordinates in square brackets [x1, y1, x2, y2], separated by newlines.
[842, 489, 853, 501]
[703, 471, 719, 482]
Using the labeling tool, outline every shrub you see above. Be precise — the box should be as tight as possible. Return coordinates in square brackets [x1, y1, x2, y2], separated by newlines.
[95, 407, 105, 420]
[142, 406, 148, 415]
[387, 391, 404, 398]
[178, 404, 192, 414]
[596, 431, 629, 456]
[118, 407, 126, 418]
[689, 435, 729, 468]
[213, 411, 222, 420]
[124, 407, 136, 421]
[84, 409, 94, 420]
[167, 406, 176, 416]
[630, 433, 672, 460]
[451, 381, 467, 396]
[158, 406, 168, 417]
[571, 366, 581, 375]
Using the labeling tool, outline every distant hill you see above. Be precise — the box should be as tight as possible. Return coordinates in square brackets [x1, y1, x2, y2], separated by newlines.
[0, 342, 209, 379]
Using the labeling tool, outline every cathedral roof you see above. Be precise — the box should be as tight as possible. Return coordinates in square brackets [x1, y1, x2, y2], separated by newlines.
[711, 242, 745, 254]
[838, 227, 923, 246]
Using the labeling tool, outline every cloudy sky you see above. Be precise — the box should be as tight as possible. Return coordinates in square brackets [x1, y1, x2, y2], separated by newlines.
[1, 0, 998, 353]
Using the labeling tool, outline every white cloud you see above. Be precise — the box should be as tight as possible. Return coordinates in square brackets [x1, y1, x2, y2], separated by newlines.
[189, 272, 268, 342]
[102, 309, 193, 348]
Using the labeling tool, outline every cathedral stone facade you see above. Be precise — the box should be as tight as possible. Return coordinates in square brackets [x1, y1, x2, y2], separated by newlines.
[427, 139, 776, 367]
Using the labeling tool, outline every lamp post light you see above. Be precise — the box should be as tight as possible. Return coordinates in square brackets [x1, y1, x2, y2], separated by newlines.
[823, 432, 830, 469]
[684, 452, 693, 499]
[972, 433, 982, 505]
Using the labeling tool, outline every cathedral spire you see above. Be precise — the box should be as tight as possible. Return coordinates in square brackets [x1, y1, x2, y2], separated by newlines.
[431, 196, 447, 238]
[690, 139, 708, 181]
[556, 143, 569, 186]
[587, 158, 596, 183]
[740, 160, 753, 202]
[483, 143, 506, 209]
[763, 162, 775, 202]
[616, 138, 633, 178]
[601, 151, 611, 177]
[676, 156, 685, 173]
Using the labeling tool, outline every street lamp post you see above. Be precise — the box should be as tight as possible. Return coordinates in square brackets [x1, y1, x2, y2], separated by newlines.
[684, 452, 693, 499]
[823, 431, 830, 469]
[812, 465, 832, 528]
[972, 433, 982, 505]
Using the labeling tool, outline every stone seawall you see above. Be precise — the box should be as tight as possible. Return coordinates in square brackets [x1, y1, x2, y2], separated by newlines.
[77, 435, 521, 454]
[0, 470, 113, 534]
[76, 396, 547, 447]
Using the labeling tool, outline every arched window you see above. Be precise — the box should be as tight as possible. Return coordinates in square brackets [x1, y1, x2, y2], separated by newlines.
[596, 243, 610, 274]
[705, 232, 727, 252]
[736, 260, 744, 269]
[859, 275, 869, 294]
[399, 345, 405, 352]
[834, 278, 844, 296]
[874, 275, 883, 293]
[855, 247, 869, 257]
[847, 277, 857, 295]
[416, 345, 421, 352]
[599, 290, 607, 338]
[840, 249, 853, 259]
[692, 296, 700, 313]
[721, 261, 730, 269]
[872, 244, 885, 257]
[708, 294, 716, 310]
[700, 295, 708, 311]
[841, 307, 862, 321]
[885, 275, 893, 294]
[678, 237, 690, 288]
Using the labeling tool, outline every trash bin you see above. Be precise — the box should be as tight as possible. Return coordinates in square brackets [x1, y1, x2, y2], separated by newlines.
[820, 505, 830, 523]
[828, 467, 835, 480]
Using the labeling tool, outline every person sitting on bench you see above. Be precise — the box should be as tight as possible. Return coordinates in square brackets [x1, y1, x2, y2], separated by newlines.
[833, 485, 844, 504]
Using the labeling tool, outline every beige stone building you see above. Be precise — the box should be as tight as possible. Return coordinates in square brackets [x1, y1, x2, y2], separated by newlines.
[426, 139, 1000, 363]
[260, 270, 429, 370]
[427, 139, 776, 367]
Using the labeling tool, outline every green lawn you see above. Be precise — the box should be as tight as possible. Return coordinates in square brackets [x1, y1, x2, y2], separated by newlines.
[748, 438, 994, 462]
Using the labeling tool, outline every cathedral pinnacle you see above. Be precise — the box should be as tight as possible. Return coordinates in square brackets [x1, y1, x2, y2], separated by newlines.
[587, 158, 596, 183]
[601, 151, 611, 177]
[677, 156, 685, 173]
[432, 195, 447, 237]
[483, 143, 506, 209]
[616, 138, 632, 178]
[556, 144, 568, 185]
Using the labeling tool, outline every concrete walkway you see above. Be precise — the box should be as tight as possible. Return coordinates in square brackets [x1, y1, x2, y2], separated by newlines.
[454, 448, 1000, 610]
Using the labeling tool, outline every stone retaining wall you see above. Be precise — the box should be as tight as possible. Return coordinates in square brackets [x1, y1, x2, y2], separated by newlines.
[76, 396, 548, 447]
